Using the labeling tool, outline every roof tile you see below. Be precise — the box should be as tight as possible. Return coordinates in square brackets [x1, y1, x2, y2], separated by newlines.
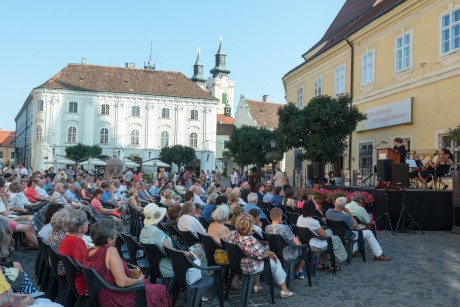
[245, 100, 283, 129]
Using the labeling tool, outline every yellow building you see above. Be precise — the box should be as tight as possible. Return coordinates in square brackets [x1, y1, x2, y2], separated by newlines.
[0, 130, 16, 167]
[283, 0, 460, 181]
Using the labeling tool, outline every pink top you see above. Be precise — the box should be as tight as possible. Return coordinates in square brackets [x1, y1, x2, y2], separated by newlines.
[91, 198, 102, 213]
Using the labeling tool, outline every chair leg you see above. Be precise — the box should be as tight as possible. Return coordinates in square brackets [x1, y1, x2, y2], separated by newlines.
[213, 272, 224, 307]
[303, 250, 312, 287]
[225, 271, 234, 299]
[171, 284, 181, 307]
[263, 261, 275, 304]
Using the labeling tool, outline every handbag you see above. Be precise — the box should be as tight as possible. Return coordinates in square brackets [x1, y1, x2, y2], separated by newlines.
[126, 263, 142, 279]
[2, 267, 25, 292]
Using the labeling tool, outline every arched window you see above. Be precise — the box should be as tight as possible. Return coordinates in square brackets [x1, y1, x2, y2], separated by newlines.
[161, 131, 169, 147]
[101, 104, 110, 115]
[68, 101, 78, 113]
[36, 125, 43, 142]
[130, 129, 140, 145]
[132, 106, 140, 117]
[190, 133, 198, 148]
[37, 100, 44, 112]
[161, 108, 170, 119]
[190, 109, 199, 120]
[67, 127, 77, 143]
[100, 128, 109, 144]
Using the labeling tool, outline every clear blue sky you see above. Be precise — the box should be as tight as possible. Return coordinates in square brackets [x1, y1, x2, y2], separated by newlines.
[0, 0, 345, 131]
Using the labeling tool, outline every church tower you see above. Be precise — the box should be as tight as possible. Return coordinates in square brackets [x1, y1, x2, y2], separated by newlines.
[191, 48, 207, 88]
[206, 36, 235, 116]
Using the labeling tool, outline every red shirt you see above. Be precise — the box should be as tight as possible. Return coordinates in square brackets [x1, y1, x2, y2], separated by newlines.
[25, 187, 39, 202]
[59, 235, 88, 295]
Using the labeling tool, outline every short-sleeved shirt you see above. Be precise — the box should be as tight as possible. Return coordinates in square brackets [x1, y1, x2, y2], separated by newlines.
[178, 214, 206, 237]
[67, 169, 75, 180]
[201, 205, 214, 221]
[139, 225, 174, 278]
[296, 216, 328, 249]
[91, 199, 103, 213]
[325, 208, 354, 228]
[25, 187, 39, 202]
[243, 204, 266, 219]
[102, 191, 114, 205]
[227, 230, 267, 274]
[271, 195, 283, 208]
[263, 193, 273, 204]
[59, 235, 87, 295]
[346, 201, 371, 229]
[265, 224, 299, 260]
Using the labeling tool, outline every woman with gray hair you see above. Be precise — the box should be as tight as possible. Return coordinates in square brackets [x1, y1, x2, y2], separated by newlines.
[48, 208, 70, 250]
[207, 205, 231, 243]
[58, 210, 89, 295]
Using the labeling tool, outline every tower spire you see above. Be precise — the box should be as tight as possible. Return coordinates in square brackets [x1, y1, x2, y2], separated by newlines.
[144, 41, 155, 70]
[210, 36, 230, 78]
[191, 47, 206, 85]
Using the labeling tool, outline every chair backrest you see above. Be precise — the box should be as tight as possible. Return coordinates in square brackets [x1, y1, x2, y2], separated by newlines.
[80, 266, 104, 307]
[199, 216, 211, 231]
[166, 225, 183, 239]
[123, 233, 143, 265]
[284, 206, 296, 214]
[353, 215, 366, 225]
[45, 244, 66, 281]
[313, 216, 328, 227]
[264, 233, 289, 263]
[253, 230, 266, 241]
[142, 243, 167, 278]
[436, 164, 452, 177]
[157, 222, 167, 234]
[287, 212, 299, 225]
[226, 224, 236, 231]
[264, 202, 273, 210]
[37, 236, 51, 268]
[326, 219, 351, 245]
[220, 239, 244, 276]
[178, 230, 200, 247]
[197, 233, 221, 267]
[292, 225, 315, 245]
[164, 247, 194, 287]
[261, 208, 272, 222]
[58, 254, 81, 296]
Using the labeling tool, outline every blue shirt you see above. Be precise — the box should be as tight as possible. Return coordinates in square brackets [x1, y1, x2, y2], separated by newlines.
[243, 203, 266, 219]
[201, 205, 214, 221]
[102, 191, 115, 205]
[139, 225, 173, 278]
[149, 186, 159, 196]
[271, 195, 284, 208]
[64, 190, 79, 202]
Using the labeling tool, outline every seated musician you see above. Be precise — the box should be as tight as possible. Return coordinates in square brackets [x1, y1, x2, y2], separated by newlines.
[409, 154, 424, 181]
[418, 148, 454, 189]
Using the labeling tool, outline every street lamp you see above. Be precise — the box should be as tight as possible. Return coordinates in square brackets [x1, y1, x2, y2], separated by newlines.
[270, 139, 277, 172]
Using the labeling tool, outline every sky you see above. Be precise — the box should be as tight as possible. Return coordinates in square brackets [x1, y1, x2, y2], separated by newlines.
[0, 0, 345, 131]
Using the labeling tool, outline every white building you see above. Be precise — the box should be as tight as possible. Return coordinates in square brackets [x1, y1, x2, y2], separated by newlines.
[15, 61, 219, 172]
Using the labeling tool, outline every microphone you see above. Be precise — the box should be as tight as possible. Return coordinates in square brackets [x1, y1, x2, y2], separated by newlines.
[381, 140, 388, 144]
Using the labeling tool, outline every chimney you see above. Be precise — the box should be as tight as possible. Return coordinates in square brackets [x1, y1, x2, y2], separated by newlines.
[81, 58, 86, 65]
[262, 95, 269, 102]
[125, 63, 136, 69]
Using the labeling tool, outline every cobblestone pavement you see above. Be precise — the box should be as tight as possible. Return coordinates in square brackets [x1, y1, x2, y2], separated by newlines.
[14, 230, 460, 306]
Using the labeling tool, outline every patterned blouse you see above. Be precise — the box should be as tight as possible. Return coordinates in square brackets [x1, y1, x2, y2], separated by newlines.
[265, 224, 299, 260]
[227, 230, 267, 274]
[49, 229, 66, 276]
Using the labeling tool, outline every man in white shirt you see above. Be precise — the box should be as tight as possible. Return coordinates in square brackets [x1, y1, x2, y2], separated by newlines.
[177, 201, 206, 236]
[346, 193, 378, 238]
[191, 185, 206, 207]
[34, 178, 50, 199]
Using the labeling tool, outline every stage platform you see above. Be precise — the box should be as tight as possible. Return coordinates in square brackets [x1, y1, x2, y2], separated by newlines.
[323, 186, 458, 231]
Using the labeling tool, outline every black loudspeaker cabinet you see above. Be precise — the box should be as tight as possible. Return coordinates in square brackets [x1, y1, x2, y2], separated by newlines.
[392, 163, 409, 188]
[312, 162, 324, 179]
[307, 164, 313, 180]
[377, 159, 393, 181]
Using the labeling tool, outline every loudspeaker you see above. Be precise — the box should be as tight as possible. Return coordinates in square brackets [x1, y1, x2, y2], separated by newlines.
[312, 162, 324, 179]
[377, 159, 393, 181]
[392, 163, 409, 188]
[307, 164, 313, 180]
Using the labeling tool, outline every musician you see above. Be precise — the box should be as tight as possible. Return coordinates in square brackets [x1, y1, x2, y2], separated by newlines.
[409, 154, 424, 180]
[418, 148, 455, 188]
[393, 137, 407, 163]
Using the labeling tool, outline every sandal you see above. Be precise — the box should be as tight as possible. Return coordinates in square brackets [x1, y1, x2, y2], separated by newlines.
[329, 265, 341, 273]
[318, 263, 329, 270]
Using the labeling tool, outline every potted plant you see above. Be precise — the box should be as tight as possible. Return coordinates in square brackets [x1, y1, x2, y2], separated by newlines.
[303, 187, 330, 211]
[327, 189, 350, 205]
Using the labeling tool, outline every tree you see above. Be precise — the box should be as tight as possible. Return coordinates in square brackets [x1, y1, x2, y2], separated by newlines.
[448, 124, 460, 141]
[278, 94, 366, 163]
[65, 143, 102, 161]
[223, 125, 286, 167]
[159, 145, 196, 170]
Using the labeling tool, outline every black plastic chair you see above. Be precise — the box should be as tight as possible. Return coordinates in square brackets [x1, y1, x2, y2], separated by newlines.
[58, 254, 91, 307]
[221, 239, 275, 307]
[327, 219, 366, 264]
[354, 215, 378, 240]
[199, 216, 211, 231]
[260, 217, 271, 230]
[178, 230, 200, 248]
[36, 236, 54, 297]
[46, 244, 76, 306]
[198, 233, 230, 284]
[252, 230, 266, 242]
[261, 208, 272, 223]
[80, 264, 147, 307]
[142, 243, 175, 293]
[166, 225, 183, 239]
[164, 246, 223, 307]
[292, 225, 336, 276]
[286, 211, 300, 225]
[264, 232, 311, 288]
[122, 234, 150, 277]
[313, 216, 328, 227]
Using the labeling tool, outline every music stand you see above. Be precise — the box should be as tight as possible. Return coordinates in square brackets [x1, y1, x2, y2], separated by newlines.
[393, 184, 425, 235]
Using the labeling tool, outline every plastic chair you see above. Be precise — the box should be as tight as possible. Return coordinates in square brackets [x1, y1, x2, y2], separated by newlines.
[164, 246, 223, 307]
[122, 233, 150, 276]
[36, 236, 53, 297]
[264, 232, 311, 288]
[220, 239, 275, 307]
[198, 233, 230, 284]
[178, 230, 200, 248]
[326, 219, 366, 264]
[80, 264, 147, 307]
[286, 211, 299, 225]
[199, 216, 211, 230]
[166, 225, 183, 239]
[353, 215, 378, 240]
[46, 244, 76, 306]
[58, 254, 91, 307]
[292, 225, 336, 276]
[142, 243, 175, 293]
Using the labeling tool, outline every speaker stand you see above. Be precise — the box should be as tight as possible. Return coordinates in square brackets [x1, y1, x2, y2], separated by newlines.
[375, 186, 393, 232]
[393, 188, 425, 235]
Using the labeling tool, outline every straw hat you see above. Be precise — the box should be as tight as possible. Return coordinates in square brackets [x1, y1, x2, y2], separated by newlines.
[143, 203, 167, 226]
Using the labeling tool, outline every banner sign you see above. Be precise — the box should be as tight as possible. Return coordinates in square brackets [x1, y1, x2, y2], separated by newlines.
[358, 97, 412, 131]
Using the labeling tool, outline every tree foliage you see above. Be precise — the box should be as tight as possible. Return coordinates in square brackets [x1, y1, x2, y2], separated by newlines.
[224, 126, 286, 167]
[448, 124, 460, 140]
[65, 143, 102, 161]
[278, 94, 366, 163]
[159, 145, 196, 170]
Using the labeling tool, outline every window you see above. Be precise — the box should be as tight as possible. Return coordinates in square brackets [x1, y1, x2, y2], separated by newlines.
[161, 108, 170, 119]
[441, 9, 460, 55]
[0, 152, 3, 159]
[190, 133, 198, 148]
[190, 110, 199, 120]
[68, 101, 78, 113]
[296, 86, 304, 108]
[101, 104, 110, 115]
[131, 129, 140, 145]
[314, 75, 323, 96]
[131, 106, 140, 117]
[224, 140, 229, 149]
[100, 128, 109, 144]
[222, 92, 227, 105]
[439, 133, 460, 163]
[335, 65, 345, 95]
[161, 131, 169, 147]
[67, 127, 77, 143]
[10, 152, 16, 160]
[295, 150, 303, 170]
[36, 125, 43, 142]
[359, 142, 373, 178]
[395, 32, 411, 72]
[361, 51, 374, 86]
[37, 100, 44, 112]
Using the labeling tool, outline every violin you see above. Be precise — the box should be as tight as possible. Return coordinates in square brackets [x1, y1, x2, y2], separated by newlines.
[423, 152, 438, 170]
